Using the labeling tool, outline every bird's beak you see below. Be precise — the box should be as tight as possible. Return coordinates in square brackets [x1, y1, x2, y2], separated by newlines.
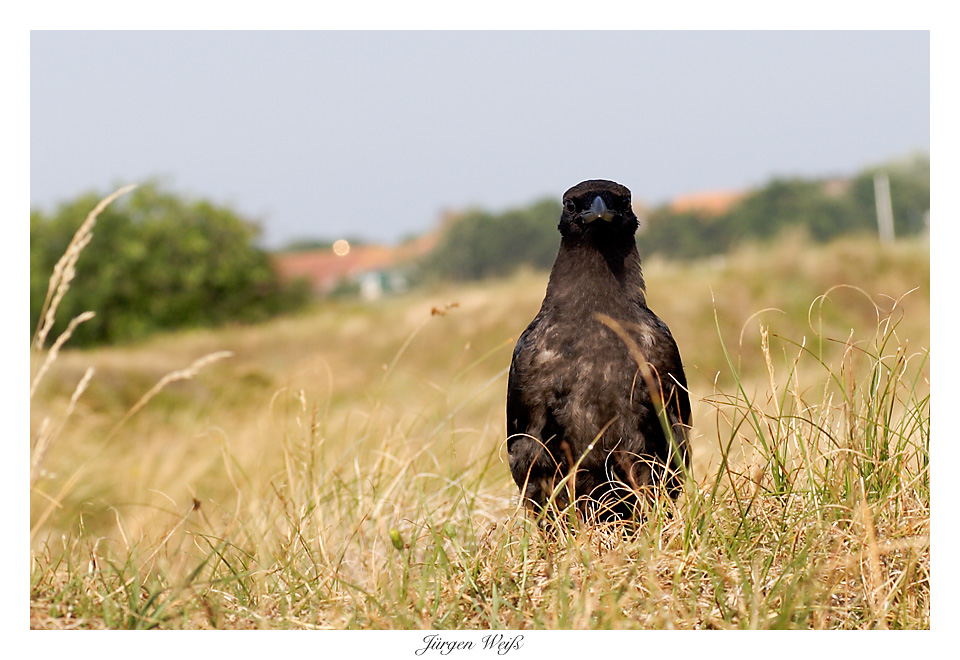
[581, 195, 614, 223]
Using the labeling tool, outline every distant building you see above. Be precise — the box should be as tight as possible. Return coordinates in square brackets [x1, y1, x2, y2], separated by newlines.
[272, 232, 437, 299]
[822, 177, 852, 198]
[668, 189, 747, 217]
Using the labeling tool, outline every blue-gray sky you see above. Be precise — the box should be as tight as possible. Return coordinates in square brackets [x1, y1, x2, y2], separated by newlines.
[30, 30, 929, 248]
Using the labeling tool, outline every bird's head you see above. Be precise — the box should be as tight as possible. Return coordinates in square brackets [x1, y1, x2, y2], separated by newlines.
[559, 179, 639, 240]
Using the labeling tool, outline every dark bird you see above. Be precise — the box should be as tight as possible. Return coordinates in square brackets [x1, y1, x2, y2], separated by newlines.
[506, 179, 691, 522]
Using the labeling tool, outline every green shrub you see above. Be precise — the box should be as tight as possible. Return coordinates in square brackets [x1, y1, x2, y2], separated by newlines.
[422, 199, 561, 280]
[30, 182, 310, 346]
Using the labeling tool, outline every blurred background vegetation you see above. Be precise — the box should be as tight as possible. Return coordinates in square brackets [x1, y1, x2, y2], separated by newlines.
[425, 153, 929, 276]
[30, 154, 928, 347]
[30, 183, 312, 346]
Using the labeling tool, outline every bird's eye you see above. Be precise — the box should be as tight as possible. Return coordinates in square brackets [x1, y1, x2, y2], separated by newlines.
[563, 200, 576, 213]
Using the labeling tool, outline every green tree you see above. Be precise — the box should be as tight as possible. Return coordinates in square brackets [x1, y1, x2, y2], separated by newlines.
[416, 154, 930, 276]
[849, 154, 930, 238]
[424, 199, 561, 280]
[639, 154, 929, 261]
[640, 208, 733, 260]
[30, 183, 310, 346]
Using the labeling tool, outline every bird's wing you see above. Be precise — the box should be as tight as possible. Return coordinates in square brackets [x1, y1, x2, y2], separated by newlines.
[637, 311, 692, 480]
[506, 315, 540, 440]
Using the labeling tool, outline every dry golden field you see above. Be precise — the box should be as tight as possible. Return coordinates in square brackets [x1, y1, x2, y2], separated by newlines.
[30, 221, 929, 629]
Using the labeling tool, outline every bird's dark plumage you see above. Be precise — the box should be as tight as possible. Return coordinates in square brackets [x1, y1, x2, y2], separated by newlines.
[506, 179, 691, 522]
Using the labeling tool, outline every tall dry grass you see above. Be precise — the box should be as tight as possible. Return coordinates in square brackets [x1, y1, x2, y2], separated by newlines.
[30, 187, 234, 540]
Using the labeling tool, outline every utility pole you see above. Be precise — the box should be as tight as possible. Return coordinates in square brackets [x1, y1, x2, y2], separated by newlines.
[874, 172, 895, 244]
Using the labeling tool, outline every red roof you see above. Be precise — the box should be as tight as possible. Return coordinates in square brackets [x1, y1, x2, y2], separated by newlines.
[668, 189, 746, 217]
[272, 232, 438, 294]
